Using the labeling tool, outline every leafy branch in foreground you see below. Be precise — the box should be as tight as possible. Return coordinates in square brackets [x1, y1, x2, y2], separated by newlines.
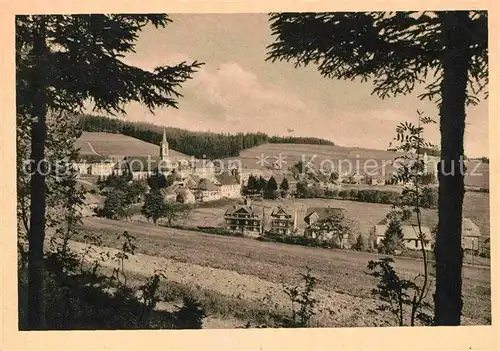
[367, 257, 433, 326]
[283, 267, 319, 327]
[368, 111, 436, 326]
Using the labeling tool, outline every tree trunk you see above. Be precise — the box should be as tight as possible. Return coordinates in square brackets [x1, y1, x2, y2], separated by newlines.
[27, 16, 48, 330]
[434, 11, 471, 326]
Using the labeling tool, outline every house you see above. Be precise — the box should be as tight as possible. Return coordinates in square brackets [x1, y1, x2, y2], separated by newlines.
[239, 169, 264, 185]
[192, 159, 216, 178]
[162, 185, 196, 204]
[224, 203, 263, 236]
[461, 218, 481, 251]
[216, 172, 242, 199]
[74, 162, 91, 175]
[161, 186, 178, 203]
[195, 178, 221, 202]
[347, 172, 364, 184]
[184, 174, 201, 190]
[303, 207, 349, 246]
[374, 217, 433, 251]
[269, 206, 296, 235]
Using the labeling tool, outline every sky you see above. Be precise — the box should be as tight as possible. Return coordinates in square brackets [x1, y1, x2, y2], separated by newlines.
[111, 13, 488, 158]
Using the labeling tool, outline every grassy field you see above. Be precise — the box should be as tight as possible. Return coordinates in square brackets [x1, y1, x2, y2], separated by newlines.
[78, 217, 491, 325]
[160, 192, 489, 241]
[75, 132, 187, 158]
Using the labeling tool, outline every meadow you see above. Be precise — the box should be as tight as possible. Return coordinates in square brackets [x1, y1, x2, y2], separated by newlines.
[76, 217, 491, 327]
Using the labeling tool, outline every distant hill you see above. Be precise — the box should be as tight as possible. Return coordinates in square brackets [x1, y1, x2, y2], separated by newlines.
[223, 143, 489, 189]
[79, 114, 335, 159]
[75, 132, 188, 160]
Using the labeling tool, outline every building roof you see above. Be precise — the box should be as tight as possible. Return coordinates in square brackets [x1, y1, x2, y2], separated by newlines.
[271, 206, 292, 217]
[304, 207, 345, 222]
[121, 156, 171, 172]
[216, 172, 239, 186]
[225, 205, 262, 217]
[462, 218, 481, 237]
[198, 178, 219, 191]
[273, 173, 297, 185]
[374, 221, 432, 241]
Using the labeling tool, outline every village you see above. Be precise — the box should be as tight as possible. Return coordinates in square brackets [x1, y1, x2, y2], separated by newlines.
[13, 12, 492, 334]
[74, 129, 485, 257]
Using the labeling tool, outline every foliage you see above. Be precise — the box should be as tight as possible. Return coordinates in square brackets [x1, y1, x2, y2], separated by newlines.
[283, 267, 319, 327]
[379, 218, 404, 254]
[16, 14, 206, 329]
[97, 173, 129, 191]
[141, 188, 168, 224]
[279, 177, 290, 191]
[173, 297, 206, 329]
[313, 211, 360, 249]
[164, 203, 191, 226]
[367, 258, 433, 326]
[267, 12, 487, 105]
[147, 172, 168, 189]
[79, 114, 335, 159]
[370, 111, 436, 325]
[267, 11, 488, 325]
[100, 189, 128, 220]
[352, 233, 369, 251]
[264, 176, 279, 199]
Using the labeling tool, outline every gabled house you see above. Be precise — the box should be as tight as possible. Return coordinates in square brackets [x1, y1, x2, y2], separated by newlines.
[216, 172, 241, 199]
[195, 178, 221, 202]
[303, 207, 348, 245]
[461, 218, 481, 251]
[162, 184, 196, 204]
[224, 204, 263, 236]
[374, 217, 433, 251]
[269, 206, 296, 235]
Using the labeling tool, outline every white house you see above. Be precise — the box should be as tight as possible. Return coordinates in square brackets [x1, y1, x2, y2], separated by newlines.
[195, 178, 221, 202]
[216, 172, 241, 199]
[374, 217, 433, 251]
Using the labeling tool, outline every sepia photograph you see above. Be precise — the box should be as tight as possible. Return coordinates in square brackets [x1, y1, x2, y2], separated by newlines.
[3, 6, 496, 348]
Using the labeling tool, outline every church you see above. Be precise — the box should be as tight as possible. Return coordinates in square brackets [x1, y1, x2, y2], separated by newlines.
[114, 128, 216, 181]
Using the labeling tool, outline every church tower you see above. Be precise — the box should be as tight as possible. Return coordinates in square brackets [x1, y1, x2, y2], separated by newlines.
[160, 128, 169, 162]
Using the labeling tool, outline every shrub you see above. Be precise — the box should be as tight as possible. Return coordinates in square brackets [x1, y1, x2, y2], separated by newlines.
[352, 233, 369, 251]
[379, 218, 404, 255]
[283, 267, 318, 327]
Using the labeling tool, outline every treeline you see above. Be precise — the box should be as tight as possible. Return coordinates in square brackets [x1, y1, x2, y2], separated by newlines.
[78, 114, 335, 159]
[296, 184, 438, 209]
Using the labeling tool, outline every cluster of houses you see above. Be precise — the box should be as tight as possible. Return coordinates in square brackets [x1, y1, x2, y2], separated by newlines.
[224, 201, 482, 252]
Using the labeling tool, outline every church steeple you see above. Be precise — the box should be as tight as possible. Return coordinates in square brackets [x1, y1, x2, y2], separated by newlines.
[160, 128, 169, 161]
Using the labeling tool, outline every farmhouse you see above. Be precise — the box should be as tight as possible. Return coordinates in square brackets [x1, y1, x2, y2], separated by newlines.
[461, 218, 481, 251]
[273, 173, 298, 195]
[374, 218, 433, 251]
[303, 207, 349, 244]
[224, 203, 263, 236]
[195, 178, 221, 202]
[374, 217, 481, 252]
[269, 206, 296, 235]
[215, 172, 242, 199]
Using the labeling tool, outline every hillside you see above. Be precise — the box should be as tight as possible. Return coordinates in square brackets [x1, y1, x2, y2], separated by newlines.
[79, 114, 335, 159]
[75, 132, 188, 159]
[224, 143, 489, 189]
